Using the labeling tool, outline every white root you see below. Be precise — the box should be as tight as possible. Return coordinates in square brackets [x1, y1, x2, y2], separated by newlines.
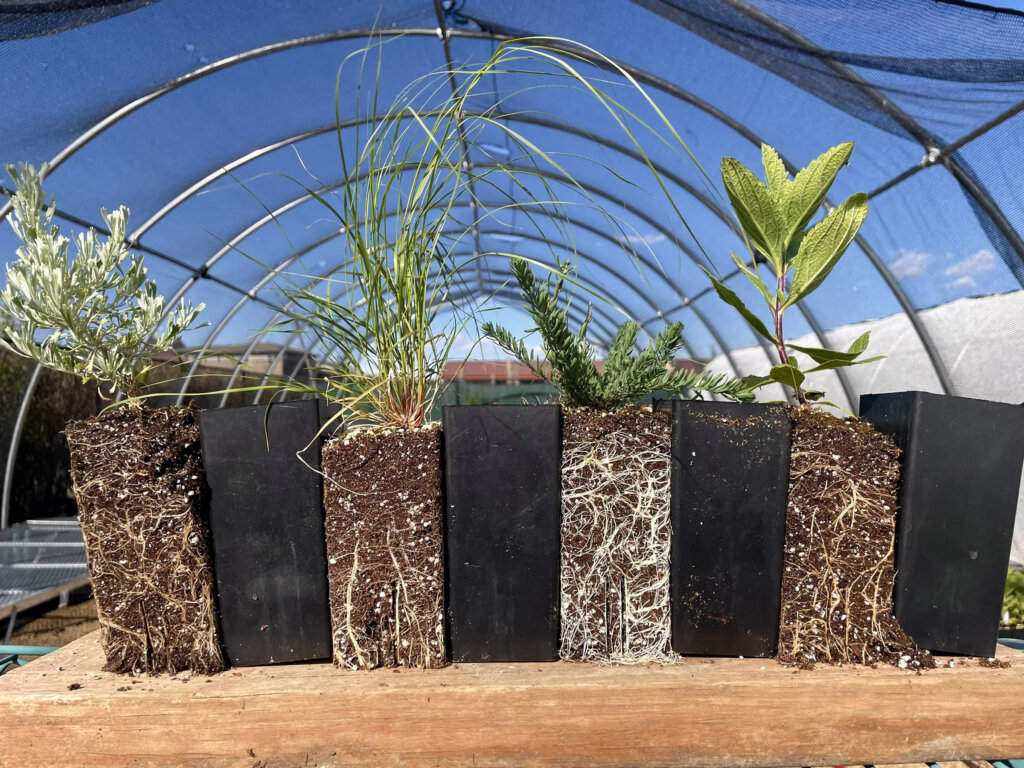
[560, 409, 676, 664]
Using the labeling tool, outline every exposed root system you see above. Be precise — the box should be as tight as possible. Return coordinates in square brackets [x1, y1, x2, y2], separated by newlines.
[560, 406, 674, 663]
[777, 407, 932, 670]
[322, 425, 445, 670]
[64, 404, 224, 675]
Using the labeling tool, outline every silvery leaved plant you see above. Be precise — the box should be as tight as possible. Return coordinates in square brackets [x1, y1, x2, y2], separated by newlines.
[705, 142, 881, 404]
[0, 163, 204, 402]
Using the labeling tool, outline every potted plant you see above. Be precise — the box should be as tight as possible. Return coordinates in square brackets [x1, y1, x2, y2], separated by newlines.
[264, 38, 666, 668]
[859, 390, 1024, 656]
[698, 143, 931, 668]
[280, 212, 458, 672]
[483, 257, 753, 662]
[266, 49, 520, 670]
[0, 164, 220, 674]
[198, 398, 332, 667]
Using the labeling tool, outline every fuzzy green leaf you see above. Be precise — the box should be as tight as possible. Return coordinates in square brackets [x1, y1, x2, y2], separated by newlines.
[847, 331, 870, 357]
[781, 142, 854, 243]
[700, 267, 775, 343]
[788, 331, 872, 364]
[761, 144, 789, 201]
[786, 192, 868, 306]
[729, 251, 774, 308]
[739, 374, 774, 391]
[721, 157, 784, 268]
[805, 355, 885, 374]
[769, 362, 805, 391]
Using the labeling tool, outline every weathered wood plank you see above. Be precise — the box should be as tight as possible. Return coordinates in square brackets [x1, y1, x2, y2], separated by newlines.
[1, 632, 1021, 768]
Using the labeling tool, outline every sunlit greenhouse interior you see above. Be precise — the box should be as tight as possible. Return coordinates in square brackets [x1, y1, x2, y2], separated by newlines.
[2, 0, 1024, 689]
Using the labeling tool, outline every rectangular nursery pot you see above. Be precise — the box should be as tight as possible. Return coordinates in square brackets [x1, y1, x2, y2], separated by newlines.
[442, 404, 561, 662]
[860, 391, 1024, 657]
[199, 398, 331, 667]
[64, 404, 224, 675]
[671, 401, 791, 657]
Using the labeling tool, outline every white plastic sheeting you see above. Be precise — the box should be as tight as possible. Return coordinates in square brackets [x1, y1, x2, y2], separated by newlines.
[705, 289, 1024, 566]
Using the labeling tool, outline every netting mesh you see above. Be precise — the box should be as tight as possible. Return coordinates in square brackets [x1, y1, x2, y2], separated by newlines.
[0, 0, 1022, 542]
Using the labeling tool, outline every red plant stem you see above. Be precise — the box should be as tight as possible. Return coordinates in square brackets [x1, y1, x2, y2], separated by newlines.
[774, 270, 806, 405]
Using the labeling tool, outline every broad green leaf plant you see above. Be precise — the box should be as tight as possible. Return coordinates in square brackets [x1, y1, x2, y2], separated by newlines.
[0, 164, 204, 402]
[704, 143, 880, 404]
[483, 258, 755, 409]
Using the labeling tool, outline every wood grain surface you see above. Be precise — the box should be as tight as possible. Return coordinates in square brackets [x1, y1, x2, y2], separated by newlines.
[1, 631, 1021, 768]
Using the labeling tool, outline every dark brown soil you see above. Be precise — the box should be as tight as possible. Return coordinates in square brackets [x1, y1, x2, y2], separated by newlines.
[64, 404, 224, 675]
[322, 425, 445, 670]
[777, 406, 932, 670]
[560, 406, 673, 662]
[980, 657, 1012, 668]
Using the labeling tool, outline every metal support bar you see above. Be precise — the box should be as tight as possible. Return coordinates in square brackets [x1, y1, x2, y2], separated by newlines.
[1, 365, 42, 530]
[866, 98, 1024, 200]
[3, 607, 17, 645]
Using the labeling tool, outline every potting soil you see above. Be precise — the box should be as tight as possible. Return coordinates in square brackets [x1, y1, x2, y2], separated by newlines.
[322, 425, 445, 669]
[777, 407, 932, 669]
[65, 403, 224, 675]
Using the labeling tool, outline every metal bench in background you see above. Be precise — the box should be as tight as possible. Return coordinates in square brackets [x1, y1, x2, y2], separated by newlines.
[0, 644, 60, 674]
[0, 518, 89, 644]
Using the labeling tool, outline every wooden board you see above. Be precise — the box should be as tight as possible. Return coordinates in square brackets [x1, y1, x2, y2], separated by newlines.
[1, 631, 1022, 768]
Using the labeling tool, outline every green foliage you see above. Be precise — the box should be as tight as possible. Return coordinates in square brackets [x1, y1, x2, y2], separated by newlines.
[265, 37, 708, 429]
[705, 143, 880, 403]
[482, 258, 755, 409]
[1004, 568, 1024, 628]
[268, 50, 502, 428]
[0, 164, 203, 400]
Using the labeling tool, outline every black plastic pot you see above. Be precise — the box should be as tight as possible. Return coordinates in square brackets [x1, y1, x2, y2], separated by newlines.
[199, 398, 332, 667]
[860, 391, 1024, 657]
[670, 400, 791, 657]
[442, 404, 561, 662]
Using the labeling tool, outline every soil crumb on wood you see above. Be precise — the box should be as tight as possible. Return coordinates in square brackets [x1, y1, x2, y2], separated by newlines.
[777, 407, 932, 670]
[64, 404, 224, 675]
[322, 425, 445, 670]
[560, 406, 673, 662]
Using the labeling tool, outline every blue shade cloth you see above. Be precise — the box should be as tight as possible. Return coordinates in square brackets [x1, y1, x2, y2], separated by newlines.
[1, 0, 1023, 524]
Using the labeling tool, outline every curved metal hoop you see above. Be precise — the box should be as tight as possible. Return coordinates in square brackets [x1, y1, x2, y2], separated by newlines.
[8, 19, 991, 521]
[0, 25, 954, 396]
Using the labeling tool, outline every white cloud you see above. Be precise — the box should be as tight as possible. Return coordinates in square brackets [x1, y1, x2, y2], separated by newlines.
[947, 276, 976, 291]
[942, 248, 998, 290]
[617, 232, 667, 246]
[448, 332, 502, 359]
[889, 248, 931, 279]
